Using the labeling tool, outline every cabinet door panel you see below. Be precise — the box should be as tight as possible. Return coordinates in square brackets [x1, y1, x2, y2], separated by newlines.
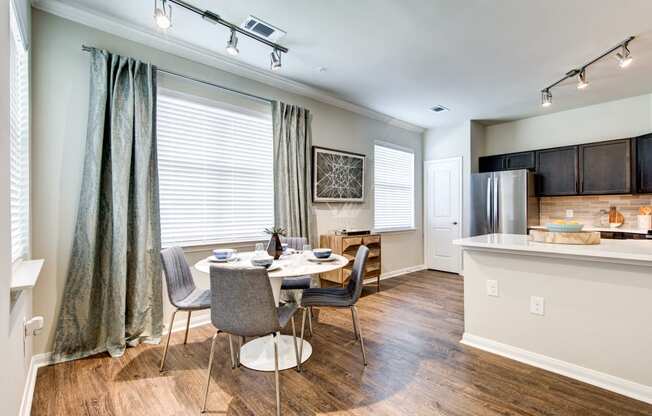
[580, 139, 631, 195]
[505, 151, 535, 170]
[535, 146, 578, 196]
[636, 133, 652, 193]
[479, 155, 505, 173]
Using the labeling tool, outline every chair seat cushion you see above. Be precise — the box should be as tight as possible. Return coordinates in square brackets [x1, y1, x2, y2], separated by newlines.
[176, 288, 211, 310]
[277, 303, 299, 328]
[301, 287, 354, 308]
[281, 275, 312, 290]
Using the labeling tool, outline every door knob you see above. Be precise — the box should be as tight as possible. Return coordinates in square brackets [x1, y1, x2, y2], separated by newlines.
[452, 222, 458, 225]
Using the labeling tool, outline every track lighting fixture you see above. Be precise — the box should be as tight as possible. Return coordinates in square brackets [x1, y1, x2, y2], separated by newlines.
[616, 44, 632, 68]
[152, 0, 288, 70]
[540, 36, 634, 107]
[270, 49, 282, 71]
[154, 0, 172, 30]
[541, 90, 552, 107]
[226, 29, 239, 56]
[576, 69, 588, 90]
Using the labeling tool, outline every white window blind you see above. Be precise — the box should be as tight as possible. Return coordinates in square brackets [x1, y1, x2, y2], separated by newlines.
[157, 90, 274, 247]
[9, 1, 30, 264]
[374, 144, 415, 232]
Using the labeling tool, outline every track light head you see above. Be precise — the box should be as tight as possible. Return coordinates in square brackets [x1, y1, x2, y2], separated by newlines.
[154, 0, 172, 29]
[270, 49, 282, 71]
[577, 69, 588, 90]
[226, 30, 239, 56]
[541, 89, 552, 107]
[616, 44, 632, 68]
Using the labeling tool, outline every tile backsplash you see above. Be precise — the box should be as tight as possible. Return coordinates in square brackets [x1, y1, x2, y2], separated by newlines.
[539, 195, 652, 228]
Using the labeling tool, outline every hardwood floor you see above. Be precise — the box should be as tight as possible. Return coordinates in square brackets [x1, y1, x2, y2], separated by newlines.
[32, 271, 652, 416]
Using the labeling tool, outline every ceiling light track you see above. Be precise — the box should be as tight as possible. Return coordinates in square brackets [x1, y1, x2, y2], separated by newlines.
[540, 36, 635, 107]
[154, 0, 288, 69]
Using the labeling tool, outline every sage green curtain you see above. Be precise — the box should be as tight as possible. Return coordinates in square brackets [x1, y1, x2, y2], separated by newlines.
[52, 49, 162, 361]
[272, 102, 313, 243]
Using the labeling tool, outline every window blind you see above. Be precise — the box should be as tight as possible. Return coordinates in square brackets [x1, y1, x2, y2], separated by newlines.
[374, 144, 415, 231]
[9, 2, 30, 263]
[157, 90, 274, 247]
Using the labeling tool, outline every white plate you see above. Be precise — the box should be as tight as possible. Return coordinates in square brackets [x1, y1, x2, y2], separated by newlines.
[208, 256, 239, 263]
[307, 256, 337, 263]
[267, 261, 282, 272]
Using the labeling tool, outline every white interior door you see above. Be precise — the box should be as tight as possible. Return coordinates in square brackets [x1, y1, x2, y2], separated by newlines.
[425, 157, 462, 273]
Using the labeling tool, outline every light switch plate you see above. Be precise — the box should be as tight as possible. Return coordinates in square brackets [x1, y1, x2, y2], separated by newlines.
[486, 280, 499, 297]
[530, 296, 545, 315]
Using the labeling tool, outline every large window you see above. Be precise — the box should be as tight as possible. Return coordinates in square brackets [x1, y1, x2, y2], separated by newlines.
[374, 143, 415, 232]
[156, 89, 274, 247]
[9, 1, 30, 264]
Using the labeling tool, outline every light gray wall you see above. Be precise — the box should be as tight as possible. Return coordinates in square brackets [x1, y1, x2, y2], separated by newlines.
[30, 10, 424, 355]
[484, 93, 652, 155]
[1, 0, 32, 414]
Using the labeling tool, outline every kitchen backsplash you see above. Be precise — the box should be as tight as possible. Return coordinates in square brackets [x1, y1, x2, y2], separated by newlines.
[539, 195, 652, 228]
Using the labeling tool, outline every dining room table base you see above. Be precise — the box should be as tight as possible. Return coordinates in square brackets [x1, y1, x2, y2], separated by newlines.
[239, 333, 312, 371]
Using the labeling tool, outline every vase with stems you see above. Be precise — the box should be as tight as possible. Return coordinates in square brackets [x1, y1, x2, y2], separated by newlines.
[264, 226, 287, 260]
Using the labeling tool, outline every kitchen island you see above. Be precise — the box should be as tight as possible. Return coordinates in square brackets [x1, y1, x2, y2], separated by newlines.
[453, 234, 652, 404]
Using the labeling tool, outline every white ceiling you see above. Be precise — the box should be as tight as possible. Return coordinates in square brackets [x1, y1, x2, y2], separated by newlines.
[44, 0, 652, 129]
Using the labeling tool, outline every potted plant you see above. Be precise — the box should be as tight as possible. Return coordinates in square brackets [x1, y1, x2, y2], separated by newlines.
[264, 226, 287, 259]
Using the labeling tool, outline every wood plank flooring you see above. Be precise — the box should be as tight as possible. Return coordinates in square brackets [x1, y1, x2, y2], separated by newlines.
[32, 271, 652, 415]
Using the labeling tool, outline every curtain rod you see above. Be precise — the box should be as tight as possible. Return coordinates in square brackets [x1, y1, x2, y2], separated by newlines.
[81, 45, 275, 105]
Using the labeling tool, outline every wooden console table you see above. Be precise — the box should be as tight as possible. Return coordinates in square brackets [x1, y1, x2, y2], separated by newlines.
[318, 234, 382, 291]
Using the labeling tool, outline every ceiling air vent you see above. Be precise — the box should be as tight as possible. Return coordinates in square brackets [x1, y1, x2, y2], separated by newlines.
[241, 16, 286, 42]
[430, 105, 450, 113]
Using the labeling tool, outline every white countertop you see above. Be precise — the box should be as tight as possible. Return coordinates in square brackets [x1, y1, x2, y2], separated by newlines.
[454, 234, 652, 266]
[530, 225, 650, 235]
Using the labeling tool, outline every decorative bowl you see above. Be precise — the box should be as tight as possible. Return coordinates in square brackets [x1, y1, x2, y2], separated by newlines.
[545, 222, 584, 233]
[251, 256, 274, 268]
[213, 248, 235, 260]
[313, 248, 332, 259]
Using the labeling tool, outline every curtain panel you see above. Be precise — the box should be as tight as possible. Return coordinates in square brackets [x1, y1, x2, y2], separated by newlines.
[52, 49, 162, 361]
[272, 102, 314, 244]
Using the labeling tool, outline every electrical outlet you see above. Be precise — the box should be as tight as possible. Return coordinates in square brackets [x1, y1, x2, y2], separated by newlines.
[530, 296, 545, 315]
[486, 280, 499, 297]
[566, 209, 574, 218]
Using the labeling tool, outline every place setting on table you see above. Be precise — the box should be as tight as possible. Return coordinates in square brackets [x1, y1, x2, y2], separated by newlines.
[193, 228, 349, 371]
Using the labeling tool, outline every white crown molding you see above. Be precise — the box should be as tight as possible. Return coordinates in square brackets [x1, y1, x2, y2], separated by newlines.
[462, 333, 652, 405]
[31, 0, 425, 134]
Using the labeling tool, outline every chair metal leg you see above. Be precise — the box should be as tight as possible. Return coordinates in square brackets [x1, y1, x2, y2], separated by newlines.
[351, 306, 368, 366]
[201, 331, 219, 413]
[299, 307, 306, 371]
[307, 307, 313, 337]
[350, 307, 359, 341]
[290, 316, 301, 372]
[228, 335, 236, 369]
[273, 333, 281, 416]
[183, 310, 192, 344]
[159, 309, 178, 372]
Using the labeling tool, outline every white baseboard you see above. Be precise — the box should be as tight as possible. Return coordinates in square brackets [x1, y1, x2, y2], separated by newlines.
[369, 264, 426, 283]
[20, 352, 53, 416]
[461, 333, 652, 405]
[165, 310, 212, 335]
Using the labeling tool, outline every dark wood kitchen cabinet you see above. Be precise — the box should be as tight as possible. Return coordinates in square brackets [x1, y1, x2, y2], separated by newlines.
[636, 133, 652, 193]
[535, 146, 579, 196]
[579, 139, 632, 195]
[479, 151, 535, 173]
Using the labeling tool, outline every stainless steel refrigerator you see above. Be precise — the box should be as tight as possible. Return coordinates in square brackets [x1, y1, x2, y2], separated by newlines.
[470, 169, 539, 236]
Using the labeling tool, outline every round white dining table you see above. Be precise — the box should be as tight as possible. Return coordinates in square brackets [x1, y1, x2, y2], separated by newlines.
[194, 250, 348, 372]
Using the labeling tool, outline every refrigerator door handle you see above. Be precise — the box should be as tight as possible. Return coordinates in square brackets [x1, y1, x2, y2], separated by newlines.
[493, 175, 499, 233]
[486, 176, 492, 232]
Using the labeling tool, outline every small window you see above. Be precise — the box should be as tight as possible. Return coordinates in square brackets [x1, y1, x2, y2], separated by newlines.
[9, 1, 30, 264]
[374, 144, 415, 232]
[156, 89, 274, 247]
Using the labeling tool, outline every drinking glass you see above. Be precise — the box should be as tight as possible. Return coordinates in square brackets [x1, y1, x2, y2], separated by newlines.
[302, 244, 312, 253]
[255, 243, 265, 256]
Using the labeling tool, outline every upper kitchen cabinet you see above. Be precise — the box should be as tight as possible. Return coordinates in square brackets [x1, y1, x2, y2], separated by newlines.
[535, 146, 578, 196]
[635, 133, 652, 193]
[579, 139, 632, 195]
[478, 151, 535, 173]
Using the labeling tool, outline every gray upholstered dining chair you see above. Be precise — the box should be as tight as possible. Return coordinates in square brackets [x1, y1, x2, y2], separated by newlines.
[299, 245, 369, 367]
[202, 266, 301, 416]
[159, 246, 212, 372]
[280, 236, 314, 335]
